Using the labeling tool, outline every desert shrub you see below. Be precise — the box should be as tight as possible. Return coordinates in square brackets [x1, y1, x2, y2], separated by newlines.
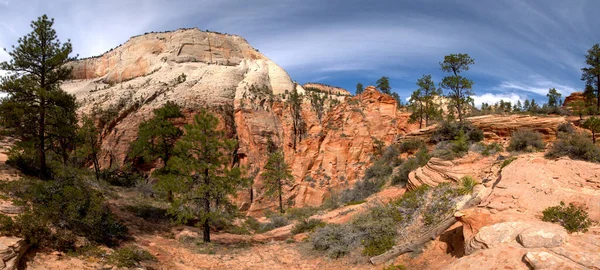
[398, 139, 426, 153]
[542, 202, 592, 233]
[423, 183, 460, 226]
[352, 205, 399, 256]
[259, 215, 290, 232]
[381, 144, 402, 166]
[431, 121, 484, 143]
[392, 147, 431, 185]
[473, 142, 503, 156]
[123, 203, 170, 221]
[338, 178, 383, 206]
[384, 265, 407, 270]
[364, 161, 393, 181]
[285, 206, 321, 221]
[311, 223, 359, 258]
[109, 245, 156, 267]
[457, 176, 478, 195]
[432, 141, 458, 160]
[0, 214, 15, 235]
[500, 156, 517, 169]
[557, 122, 575, 135]
[546, 132, 600, 162]
[392, 185, 429, 222]
[1, 168, 128, 250]
[6, 146, 42, 177]
[243, 217, 262, 233]
[291, 219, 326, 234]
[507, 129, 544, 152]
[100, 167, 141, 187]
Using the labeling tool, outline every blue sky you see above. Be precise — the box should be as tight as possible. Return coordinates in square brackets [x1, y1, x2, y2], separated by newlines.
[1, 0, 599, 106]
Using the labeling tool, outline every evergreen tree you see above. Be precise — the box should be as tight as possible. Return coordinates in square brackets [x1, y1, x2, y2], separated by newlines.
[515, 100, 523, 112]
[584, 84, 597, 107]
[530, 99, 539, 112]
[75, 116, 101, 180]
[571, 100, 586, 120]
[376, 76, 391, 95]
[408, 74, 442, 128]
[288, 84, 306, 151]
[261, 150, 293, 213]
[0, 15, 76, 179]
[390, 92, 402, 108]
[356, 82, 364, 95]
[546, 88, 562, 107]
[439, 54, 475, 122]
[129, 101, 183, 166]
[161, 110, 243, 242]
[581, 44, 600, 111]
[583, 117, 600, 143]
[523, 99, 531, 111]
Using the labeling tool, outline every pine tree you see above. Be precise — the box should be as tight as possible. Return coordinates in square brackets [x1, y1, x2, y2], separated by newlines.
[408, 74, 442, 128]
[376, 76, 391, 95]
[0, 15, 76, 179]
[288, 84, 306, 151]
[75, 115, 101, 180]
[161, 110, 243, 242]
[583, 117, 600, 143]
[261, 150, 293, 213]
[356, 82, 364, 95]
[439, 54, 475, 122]
[547, 88, 562, 107]
[582, 44, 600, 111]
[129, 101, 183, 166]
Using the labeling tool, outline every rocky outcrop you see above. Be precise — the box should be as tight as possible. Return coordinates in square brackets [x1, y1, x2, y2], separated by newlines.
[400, 115, 566, 143]
[0, 237, 27, 270]
[562, 91, 584, 108]
[63, 29, 418, 215]
[407, 153, 498, 190]
[302, 83, 352, 97]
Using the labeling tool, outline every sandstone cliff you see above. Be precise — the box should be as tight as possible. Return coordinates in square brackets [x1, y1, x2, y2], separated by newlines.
[62, 28, 415, 214]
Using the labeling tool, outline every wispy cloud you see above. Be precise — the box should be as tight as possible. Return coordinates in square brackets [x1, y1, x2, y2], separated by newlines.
[473, 93, 523, 108]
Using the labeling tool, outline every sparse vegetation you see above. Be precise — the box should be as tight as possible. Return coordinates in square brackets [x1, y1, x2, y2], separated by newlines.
[542, 201, 592, 233]
[109, 245, 156, 268]
[500, 156, 517, 169]
[457, 176, 478, 195]
[291, 219, 326, 234]
[546, 132, 600, 162]
[507, 129, 545, 152]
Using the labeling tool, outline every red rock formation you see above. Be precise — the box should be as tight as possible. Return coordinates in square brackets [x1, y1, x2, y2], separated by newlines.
[562, 91, 584, 107]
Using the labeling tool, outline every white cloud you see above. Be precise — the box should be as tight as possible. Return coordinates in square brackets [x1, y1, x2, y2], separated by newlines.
[472, 93, 523, 108]
[496, 75, 578, 96]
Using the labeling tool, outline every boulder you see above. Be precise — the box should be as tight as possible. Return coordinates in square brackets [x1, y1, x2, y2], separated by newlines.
[517, 226, 567, 248]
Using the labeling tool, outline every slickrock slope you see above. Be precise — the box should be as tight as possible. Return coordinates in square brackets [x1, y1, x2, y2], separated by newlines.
[399, 114, 566, 143]
[62, 29, 416, 214]
[407, 152, 499, 190]
[394, 152, 600, 270]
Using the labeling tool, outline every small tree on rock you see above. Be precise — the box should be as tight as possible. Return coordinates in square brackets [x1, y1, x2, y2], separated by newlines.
[376, 76, 391, 95]
[439, 54, 475, 122]
[583, 117, 600, 143]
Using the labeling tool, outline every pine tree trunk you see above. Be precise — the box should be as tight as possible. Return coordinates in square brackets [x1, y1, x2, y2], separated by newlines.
[203, 168, 211, 242]
[39, 99, 47, 180]
[278, 178, 283, 213]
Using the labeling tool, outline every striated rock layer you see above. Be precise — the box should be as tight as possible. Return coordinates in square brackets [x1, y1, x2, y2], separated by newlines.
[62, 29, 416, 214]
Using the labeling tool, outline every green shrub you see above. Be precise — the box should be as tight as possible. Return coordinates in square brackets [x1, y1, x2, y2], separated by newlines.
[364, 161, 393, 181]
[423, 183, 460, 225]
[123, 203, 170, 221]
[398, 139, 426, 153]
[1, 169, 128, 250]
[0, 214, 15, 235]
[392, 185, 429, 223]
[285, 206, 321, 221]
[542, 202, 592, 233]
[431, 121, 484, 143]
[384, 265, 407, 270]
[243, 217, 262, 233]
[500, 156, 517, 169]
[311, 223, 358, 258]
[259, 215, 290, 232]
[338, 178, 383, 206]
[392, 147, 431, 185]
[557, 122, 575, 135]
[477, 142, 503, 156]
[432, 142, 459, 160]
[546, 132, 600, 162]
[109, 245, 156, 267]
[100, 167, 140, 187]
[451, 130, 469, 155]
[291, 219, 326, 234]
[507, 129, 544, 152]
[457, 176, 478, 195]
